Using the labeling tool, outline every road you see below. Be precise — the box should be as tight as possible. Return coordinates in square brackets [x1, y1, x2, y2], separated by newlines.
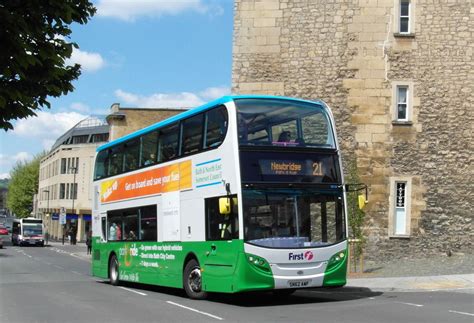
[0, 241, 473, 323]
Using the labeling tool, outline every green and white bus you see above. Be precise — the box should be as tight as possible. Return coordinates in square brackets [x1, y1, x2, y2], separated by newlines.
[92, 95, 351, 299]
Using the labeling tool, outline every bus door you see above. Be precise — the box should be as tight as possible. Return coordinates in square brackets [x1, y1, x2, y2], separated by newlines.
[203, 195, 239, 292]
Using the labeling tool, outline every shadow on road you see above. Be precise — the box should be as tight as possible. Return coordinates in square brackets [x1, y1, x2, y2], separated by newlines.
[109, 281, 382, 306]
[206, 287, 383, 307]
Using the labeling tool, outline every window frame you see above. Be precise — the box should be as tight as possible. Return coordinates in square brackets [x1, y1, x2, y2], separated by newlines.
[388, 177, 412, 238]
[392, 82, 414, 124]
[106, 205, 157, 242]
[394, 0, 415, 37]
[205, 194, 239, 241]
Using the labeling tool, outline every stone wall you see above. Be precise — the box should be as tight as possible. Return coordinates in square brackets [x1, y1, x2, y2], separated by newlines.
[107, 103, 186, 141]
[232, 0, 473, 258]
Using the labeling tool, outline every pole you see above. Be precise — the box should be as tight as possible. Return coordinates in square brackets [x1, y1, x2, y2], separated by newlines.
[46, 190, 50, 246]
[70, 166, 77, 245]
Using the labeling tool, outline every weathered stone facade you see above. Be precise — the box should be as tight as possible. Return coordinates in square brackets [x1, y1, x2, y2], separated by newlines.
[107, 103, 186, 141]
[232, 0, 473, 258]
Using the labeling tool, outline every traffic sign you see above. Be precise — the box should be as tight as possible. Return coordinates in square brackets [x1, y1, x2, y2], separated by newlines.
[59, 207, 66, 225]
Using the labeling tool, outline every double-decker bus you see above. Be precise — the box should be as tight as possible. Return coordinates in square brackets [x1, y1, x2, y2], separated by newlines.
[12, 218, 45, 246]
[92, 95, 353, 299]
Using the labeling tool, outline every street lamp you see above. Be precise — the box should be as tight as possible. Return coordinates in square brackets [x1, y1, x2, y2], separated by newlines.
[69, 166, 78, 245]
[43, 189, 50, 245]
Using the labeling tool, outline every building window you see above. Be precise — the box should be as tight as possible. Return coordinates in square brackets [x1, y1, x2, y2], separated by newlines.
[396, 85, 409, 121]
[394, 0, 415, 36]
[399, 0, 410, 33]
[90, 133, 109, 143]
[72, 135, 89, 144]
[60, 183, 65, 199]
[68, 183, 77, 200]
[389, 177, 412, 237]
[392, 82, 413, 123]
[61, 158, 67, 174]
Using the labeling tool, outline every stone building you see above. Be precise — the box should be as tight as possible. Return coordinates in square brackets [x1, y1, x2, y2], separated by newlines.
[106, 103, 187, 141]
[232, 0, 473, 258]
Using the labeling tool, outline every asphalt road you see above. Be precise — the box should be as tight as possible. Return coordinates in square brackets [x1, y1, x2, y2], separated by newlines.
[0, 241, 473, 323]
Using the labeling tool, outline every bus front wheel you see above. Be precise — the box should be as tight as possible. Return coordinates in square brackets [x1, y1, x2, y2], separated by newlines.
[109, 255, 120, 286]
[183, 259, 208, 300]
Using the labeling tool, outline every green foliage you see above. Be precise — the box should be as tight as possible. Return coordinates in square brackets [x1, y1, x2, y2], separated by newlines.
[346, 159, 366, 258]
[0, 0, 96, 130]
[6, 152, 46, 218]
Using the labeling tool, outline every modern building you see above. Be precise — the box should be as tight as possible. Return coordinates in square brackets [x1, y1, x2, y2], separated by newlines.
[232, 0, 472, 258]
[38, 116, 109, 242]
[37, 104, 187, 242]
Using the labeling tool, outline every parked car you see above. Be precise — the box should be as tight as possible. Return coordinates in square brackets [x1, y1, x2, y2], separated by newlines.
[0, 225, 8, 236]
[0, 237, 3, 248]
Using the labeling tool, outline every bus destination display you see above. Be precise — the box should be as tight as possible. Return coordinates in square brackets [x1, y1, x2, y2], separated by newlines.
[259, 160, 323, 176]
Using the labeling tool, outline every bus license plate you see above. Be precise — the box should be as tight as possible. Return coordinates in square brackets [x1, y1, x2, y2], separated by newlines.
[288, 280, 311, 288]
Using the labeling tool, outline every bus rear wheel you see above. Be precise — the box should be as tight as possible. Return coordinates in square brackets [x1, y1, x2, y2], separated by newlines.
[109, 255, 120, 286]
[183, 259, 208, 300]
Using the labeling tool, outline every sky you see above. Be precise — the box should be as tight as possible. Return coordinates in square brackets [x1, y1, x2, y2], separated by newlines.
[0, 0, 234, 179]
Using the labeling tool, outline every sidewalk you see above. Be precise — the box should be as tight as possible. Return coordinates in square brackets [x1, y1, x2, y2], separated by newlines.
[347, 274, 474, 292]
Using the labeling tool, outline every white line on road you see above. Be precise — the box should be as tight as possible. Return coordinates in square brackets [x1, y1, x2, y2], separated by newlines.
[118, 286, 147, 296]
[166, 301, 223, 321]
[71, 271, 82, 276]
[53, 265, 64, 269]
[396, 302, 424, 307]
[448, 310, 474, 317]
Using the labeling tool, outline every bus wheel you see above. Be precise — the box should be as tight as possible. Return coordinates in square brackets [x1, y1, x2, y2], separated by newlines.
[183, 259, 208, 300]
[109, 255, 120, 286]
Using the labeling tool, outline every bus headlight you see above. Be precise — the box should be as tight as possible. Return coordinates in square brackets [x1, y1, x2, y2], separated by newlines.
[326, 250, 346, 271]
[246, 253, 271, 273]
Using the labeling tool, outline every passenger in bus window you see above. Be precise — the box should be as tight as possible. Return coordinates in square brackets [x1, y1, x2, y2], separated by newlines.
[109, 223, 117, 240]
[144, 153, 155, 166]
[278, 131, 291, 142]
[127, 230, 137, 240]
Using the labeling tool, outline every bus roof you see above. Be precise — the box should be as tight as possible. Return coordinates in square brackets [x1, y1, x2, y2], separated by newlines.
[97, 95, 326, 152]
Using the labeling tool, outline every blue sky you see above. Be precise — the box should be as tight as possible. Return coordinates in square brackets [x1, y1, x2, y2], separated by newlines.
[0, 0, 234, 178]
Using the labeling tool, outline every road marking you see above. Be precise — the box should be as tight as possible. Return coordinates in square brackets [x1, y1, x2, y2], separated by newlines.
[449, 310, 474, 317]
[71, 271, 82, 276]
[166, 301, 223, 321]
[53, 265, 64, 269]
[396, 302, 424, 307]
[118, 286, 147, 296]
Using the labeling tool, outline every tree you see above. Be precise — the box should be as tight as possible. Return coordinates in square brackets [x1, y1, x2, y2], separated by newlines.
[346, 159, 367, 272]
[0, 0, 96, 130]
[7, 153, 45, 218]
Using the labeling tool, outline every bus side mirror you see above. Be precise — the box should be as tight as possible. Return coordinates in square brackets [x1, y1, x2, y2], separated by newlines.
[358, 194, 367, 209]
[219, 198, 231, 215]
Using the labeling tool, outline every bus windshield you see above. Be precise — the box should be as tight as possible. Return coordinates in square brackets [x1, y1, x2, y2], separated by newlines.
[23, 224, 43, 237]
[243, 188, 345, 248]
[235, 98, 335, 148]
